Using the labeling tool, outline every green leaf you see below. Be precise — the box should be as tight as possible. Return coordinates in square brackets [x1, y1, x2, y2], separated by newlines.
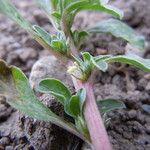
[37, 78, 72, 105]
[65, 88, 86, 118]
[92, 60, 108, 72]
[33, 26, 67, 54]
[0, 0, 33, 33]
[81, 52, 108, 72]
[66, 1, 123, 19]
[71, 52, 93, 78]
[73, 30, 89, 46]
[63, 0, 77, 8]
[32, 25, 52, 46]
[82, 52, 91, 62]
[78, 31, 89, 40]
[94, 54, 150, 72]
[82, 52, 92, 69]
[61, 0, 123, 31]
[91, 55, 109, 72]
[51, 40, 64, 51]
[51, 11, 61, 20]
[0, 0, 59, 56]
[77, 88, 86, 112]
[80, 52, 93, 75]
[0, 0, 60, 56]
[97, 99, 126, 114]
[66, 95, 80, 118]
[88, 19, 145, 50]
[0, 60, 59, 121]
[94, 55, 112, 62]
[0, 60, 89, 142]
[105, 54, 150, 72]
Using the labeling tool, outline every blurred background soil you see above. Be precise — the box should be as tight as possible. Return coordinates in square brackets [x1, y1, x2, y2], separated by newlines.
[0, 0, 150, 149]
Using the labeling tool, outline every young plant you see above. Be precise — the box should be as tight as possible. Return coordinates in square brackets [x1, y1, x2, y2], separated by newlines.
[0, 0, 149, 149]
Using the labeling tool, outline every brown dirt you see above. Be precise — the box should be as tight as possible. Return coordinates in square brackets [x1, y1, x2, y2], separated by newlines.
[0, 0, 150, 150]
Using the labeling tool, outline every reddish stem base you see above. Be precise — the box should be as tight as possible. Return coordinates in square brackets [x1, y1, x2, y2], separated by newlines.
[72, 77, 112, 150]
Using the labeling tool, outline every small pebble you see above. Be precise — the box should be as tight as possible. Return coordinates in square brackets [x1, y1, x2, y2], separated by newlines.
[5, 146, 14, 150]
[0, 137, 10, 145]
[145, 124, 150, 134]
[128, 110, 137, 119]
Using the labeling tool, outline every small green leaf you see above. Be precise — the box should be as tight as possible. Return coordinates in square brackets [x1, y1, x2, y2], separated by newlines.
[97, 99, 126, 114]
[66, 95, 80, 118]
[73, 30, 89, 46]
[78, 31, 89, 40]
[50, 31, 67, 53]
[91, 54, 109, 72]
[88, 19, 145, 50]
[93, 55, 111, 72]
[71, 52, 93, 81]
[81, 52, 108, 72]
[92, 60, 108, 72]
[37, 78, 72, 105]
[51, 11, 61, 20]
[82, 52, 91, 62]
[82, 52, 92, 69]
[77, 88, 86, 112]
[33, 27, 67, 54]
[32, 25, 52, 46]
[65, 88, 86, 118]
[105, 54, 150, 72]
[81, 52, 93, 76]
[0, 0, 33, 33]
[51, 40, 64, 51]
[0, 60, 88, 142]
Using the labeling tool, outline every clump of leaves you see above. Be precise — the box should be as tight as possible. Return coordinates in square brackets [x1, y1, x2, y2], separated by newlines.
[0, 0, 149, 149]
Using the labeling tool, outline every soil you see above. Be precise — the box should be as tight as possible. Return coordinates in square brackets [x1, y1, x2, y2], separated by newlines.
[0, 0, 150, 150]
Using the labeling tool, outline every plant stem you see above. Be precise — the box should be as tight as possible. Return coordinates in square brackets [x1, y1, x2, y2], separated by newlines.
[65, 38, 112, 149]
[61, 10, 78, 56]
[61, 10, 112, 149]
[72, 76, 112, 150]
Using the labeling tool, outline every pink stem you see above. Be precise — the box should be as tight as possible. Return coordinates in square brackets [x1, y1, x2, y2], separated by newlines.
[72, 76, 112, 150]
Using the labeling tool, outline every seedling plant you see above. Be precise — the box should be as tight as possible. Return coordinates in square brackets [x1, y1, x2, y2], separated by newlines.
[0, 0, 149, 149]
